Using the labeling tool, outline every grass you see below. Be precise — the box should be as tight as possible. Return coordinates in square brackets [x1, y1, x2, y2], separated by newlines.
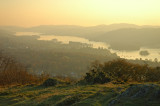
[0, 74, 160, 106]
[0, 82, 160, 106]
[0, 83, 120, 106]
[0, 83, 144, 105]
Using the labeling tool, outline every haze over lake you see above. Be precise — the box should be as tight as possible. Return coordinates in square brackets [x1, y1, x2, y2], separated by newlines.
[15, 32, 160, 61]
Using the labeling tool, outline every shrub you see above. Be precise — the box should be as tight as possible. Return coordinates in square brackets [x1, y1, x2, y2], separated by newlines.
[83, 59, 160, 84]
[0, 52, 48, 87]
[84, 70, 111, 84]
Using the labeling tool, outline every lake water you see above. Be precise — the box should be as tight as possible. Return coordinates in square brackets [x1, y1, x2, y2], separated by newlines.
[15, 32, 160, 62]
[15, 32, 41, 36]
[38, 35, 109, 49]
[110, 48, 160, 61]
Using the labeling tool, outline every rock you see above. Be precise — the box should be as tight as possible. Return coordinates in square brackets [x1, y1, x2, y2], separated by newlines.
[42, 78, 58, 87]
[154, 90, 160, 98]
[109, 84, 160, 105]
[108, 99, 118, 106]
[119, 84, 158, 98]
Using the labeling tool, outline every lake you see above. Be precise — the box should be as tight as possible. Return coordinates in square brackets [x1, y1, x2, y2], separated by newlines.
[15, 32, 160, 62]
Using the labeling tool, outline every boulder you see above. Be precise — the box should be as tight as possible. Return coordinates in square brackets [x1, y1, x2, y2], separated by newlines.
[42, 78, 58, 87]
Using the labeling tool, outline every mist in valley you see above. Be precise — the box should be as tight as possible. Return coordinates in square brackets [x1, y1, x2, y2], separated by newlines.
[0, 24, 160, 78]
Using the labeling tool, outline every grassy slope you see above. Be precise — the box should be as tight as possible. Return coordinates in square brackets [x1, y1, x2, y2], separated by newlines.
[0, 83, 160, 106]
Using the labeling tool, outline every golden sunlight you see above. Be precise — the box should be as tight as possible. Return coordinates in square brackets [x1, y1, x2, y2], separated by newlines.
[0, 0, 160, 26]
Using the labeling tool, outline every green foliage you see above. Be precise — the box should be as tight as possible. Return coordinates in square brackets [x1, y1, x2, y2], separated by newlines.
[83, 59, 160, 84]
[84, 70, 111, 84]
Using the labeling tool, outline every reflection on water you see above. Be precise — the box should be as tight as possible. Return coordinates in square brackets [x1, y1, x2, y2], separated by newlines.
[15, 32, 160, 61]
[38, 35, 109, 49]
[15, 32, 41, 36]
[111, 48, 160, 61]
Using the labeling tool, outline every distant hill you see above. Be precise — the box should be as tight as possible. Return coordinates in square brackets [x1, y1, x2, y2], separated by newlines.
[26, 23, 140, 34]
[0, 26, 26, 32]
[89, 28, 160, 51]
[0, 23, 153, 36]
[0, 23, 160, 51]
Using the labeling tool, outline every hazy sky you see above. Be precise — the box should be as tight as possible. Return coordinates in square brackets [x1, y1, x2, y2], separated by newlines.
[0, 0, 160, 27]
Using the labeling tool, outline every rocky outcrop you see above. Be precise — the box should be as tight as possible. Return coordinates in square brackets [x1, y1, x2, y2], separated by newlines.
[109, 84, 160, 106]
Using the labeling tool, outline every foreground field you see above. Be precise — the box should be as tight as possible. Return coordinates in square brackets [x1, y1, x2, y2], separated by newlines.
[0, 83, 160, 106]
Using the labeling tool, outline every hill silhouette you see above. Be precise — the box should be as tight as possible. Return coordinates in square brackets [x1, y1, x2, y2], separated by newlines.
[89, 28, 160, 51]
[1, 23, 160, 51]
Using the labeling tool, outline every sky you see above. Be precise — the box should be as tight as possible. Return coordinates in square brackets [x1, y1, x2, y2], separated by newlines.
[0, 0, 160, 27]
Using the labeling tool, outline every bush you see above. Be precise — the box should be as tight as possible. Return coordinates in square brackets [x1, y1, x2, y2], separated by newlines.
[83, 59, 160, 84]
[0, 52, 47, 86]
[84, 70, 111, 84]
